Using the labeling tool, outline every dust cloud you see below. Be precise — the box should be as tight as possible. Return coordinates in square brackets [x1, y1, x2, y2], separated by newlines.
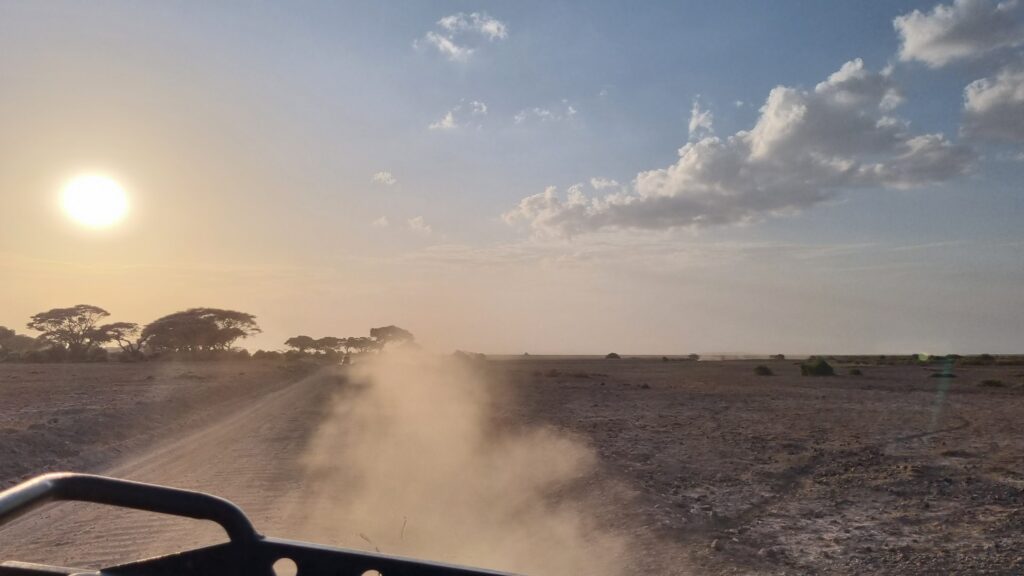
[293, 351, 631, 575]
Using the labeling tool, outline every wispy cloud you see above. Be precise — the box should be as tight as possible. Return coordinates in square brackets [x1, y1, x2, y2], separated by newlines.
[688, 98, 714, 140]
[428, 100, 488, 131]
[429, 110, 459, 131]
[371, 171, 397, 186]
[417, 12, 508, 62]
[514, 100, 578, 124]
[407, 216, 433, 235]
[371, 216, 390, 228]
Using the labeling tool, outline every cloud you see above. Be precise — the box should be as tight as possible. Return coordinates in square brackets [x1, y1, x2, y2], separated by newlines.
[421, 31, 474, 62]
[428, 100, 487, 131]
[589, 177, 620, 190]
[514, 100, 578, 124]
[962, 65, 1024, 140]
[894, 0, 1024, 67]
[418, 12, 508, 62]
[429, 110, 458, 131]
[469, 100, 488, 115]
[408, 216, 433, 235]
[688, 98, 714, 139]
[371, 171, 397, 186]
[505, 59, 973, 236]
[372, 216, 390, 228]
[438, 12, 508, 41]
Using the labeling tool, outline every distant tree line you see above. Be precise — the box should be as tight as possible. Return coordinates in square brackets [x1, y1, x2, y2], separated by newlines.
[276, 325, 415, 362]
[0, 304, 413, 364]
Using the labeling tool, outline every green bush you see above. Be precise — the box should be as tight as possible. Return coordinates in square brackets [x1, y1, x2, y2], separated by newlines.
[800, 357, 834, 377]
[849, 368, 863, 376]
[605, 352, 621, 359]
[754, 365, 773, 376]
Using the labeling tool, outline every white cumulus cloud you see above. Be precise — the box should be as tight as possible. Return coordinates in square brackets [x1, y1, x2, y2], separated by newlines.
[504, 59, 973, 236]
[372, 216, 390, 228]
[963, 65, 1024, 140]
[894, 0, 1024, 67]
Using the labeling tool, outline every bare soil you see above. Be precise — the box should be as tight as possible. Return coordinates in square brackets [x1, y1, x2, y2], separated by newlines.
[2, 357, 1024, 574]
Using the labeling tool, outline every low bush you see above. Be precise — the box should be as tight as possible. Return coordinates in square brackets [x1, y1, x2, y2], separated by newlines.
[979, 379, 1005, 387]
[849, 368, 863, 376]
[801, 357, 835, 377]
[754, 365, 773, 376]
[606, 352, 621, 359]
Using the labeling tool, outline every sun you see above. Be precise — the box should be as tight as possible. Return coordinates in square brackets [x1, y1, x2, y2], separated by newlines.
[61, 174, 129, 228]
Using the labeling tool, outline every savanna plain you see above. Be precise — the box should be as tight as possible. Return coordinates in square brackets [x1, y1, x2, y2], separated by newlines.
[1, 356, 1023, 575]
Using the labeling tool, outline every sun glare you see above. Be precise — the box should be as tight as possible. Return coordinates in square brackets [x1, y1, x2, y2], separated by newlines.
[61, 174, 129, 228]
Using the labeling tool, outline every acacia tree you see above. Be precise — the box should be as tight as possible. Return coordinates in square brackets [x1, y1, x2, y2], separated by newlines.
[314, 337, 344, 355]
[141, 308, 260, 354]
[284, 335, 317, 354]
[369, 325, 414, 351]
[345, 336, 376, 354]
[27, 305, 111, 358]
[92, 322, 142, 355]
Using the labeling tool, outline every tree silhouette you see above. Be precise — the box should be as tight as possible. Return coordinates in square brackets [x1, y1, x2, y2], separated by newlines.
[345, 336, 376, 354]
[27, 305, 110, 358]
[314, 337, 344, 354]
[92, 322, 142, 355]
[284, 335, 317, 354]
[369, 325, 414, 350]
[141, 308, 260, 353]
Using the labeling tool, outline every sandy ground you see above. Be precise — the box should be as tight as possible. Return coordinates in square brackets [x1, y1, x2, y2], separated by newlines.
[1, 357, 1023, 574]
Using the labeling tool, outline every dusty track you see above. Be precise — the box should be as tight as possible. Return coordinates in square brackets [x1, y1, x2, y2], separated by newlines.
[0, 367, 339, 569]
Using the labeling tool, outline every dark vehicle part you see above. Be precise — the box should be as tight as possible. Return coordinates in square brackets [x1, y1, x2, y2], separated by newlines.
[0, 473, 512, 576]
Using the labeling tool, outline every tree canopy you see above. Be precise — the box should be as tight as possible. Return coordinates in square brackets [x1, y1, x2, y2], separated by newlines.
[369, 325, 414, 349]
[141, 308, 261, 353]
[26, 305, 110, 357]
[284, 335, 317, 353]
[93, 322, 142, 354]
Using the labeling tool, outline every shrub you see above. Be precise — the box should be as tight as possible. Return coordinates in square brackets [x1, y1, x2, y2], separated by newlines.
[605, 352, 621, 359]
[770, 354, 785, 361]
[253, 350, 283, 361]
[849, 368, 863, 376]
[687, 353, 700, 361]
[801, 357, 835, 377]
[980, 379, 1005, 387]
[754, 365, 773, 376]
[930, 372, 956, 378]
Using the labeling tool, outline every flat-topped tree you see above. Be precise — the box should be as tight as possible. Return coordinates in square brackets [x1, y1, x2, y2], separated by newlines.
[91, 322, 142, 355]
[369, 325, 414, 351]
[284, 335, 317, 354]
[27, 304, 110, 358]
[142, 308, 260, 353]
[314, 337, 344, 354]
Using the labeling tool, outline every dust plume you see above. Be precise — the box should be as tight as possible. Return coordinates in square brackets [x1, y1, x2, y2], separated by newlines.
[294, 351, 631, 575]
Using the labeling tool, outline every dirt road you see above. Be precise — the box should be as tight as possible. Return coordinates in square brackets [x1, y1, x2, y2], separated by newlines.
[0, 364, 340, 569]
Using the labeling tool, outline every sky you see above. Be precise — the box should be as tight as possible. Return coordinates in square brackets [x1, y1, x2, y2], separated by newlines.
[1, 0, 1022, 355]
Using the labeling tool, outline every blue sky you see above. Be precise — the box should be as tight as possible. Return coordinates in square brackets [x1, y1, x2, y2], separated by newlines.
[1, 1, 1022, 353]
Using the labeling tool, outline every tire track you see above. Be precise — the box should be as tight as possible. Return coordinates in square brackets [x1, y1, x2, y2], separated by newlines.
[0, 367, 340, 569]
